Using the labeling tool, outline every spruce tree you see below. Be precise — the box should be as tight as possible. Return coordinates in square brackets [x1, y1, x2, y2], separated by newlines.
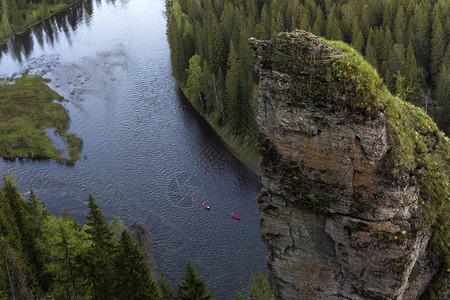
[167, 3, 188, 81]
[351, 19, 364, 54]
[431, 15, 445, 79]
[312, 7, 323, 37]
[159, 270, 175, 300]
[404, 43, 422, 103]
[6, 0, 20, 27]
[435, 62, 450, 132]
[247, 268, 271, 300]
[381, 28, 394, 68]
[82, 194, 114, 300]
[207, 10, 224, 73]
[177, 260, 213, 300]
[1, 173, 26, 233]
[393, 6, 406, 46]
[22, 191, 50, 294]
[113, 230, 160, 300]
[224, 41, 240, 129]
[326, 12, 342, 41]
[390, 43, 406, 77]
[410, 3, 430, 73]
[1, 12, 11, 36]
[365, 28, 378, 69]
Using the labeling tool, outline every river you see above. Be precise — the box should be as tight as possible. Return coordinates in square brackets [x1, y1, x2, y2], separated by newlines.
[0, 0, 267, 298]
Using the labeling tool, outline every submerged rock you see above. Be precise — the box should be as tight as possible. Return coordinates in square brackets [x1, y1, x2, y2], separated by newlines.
[250, 31, 449, 299]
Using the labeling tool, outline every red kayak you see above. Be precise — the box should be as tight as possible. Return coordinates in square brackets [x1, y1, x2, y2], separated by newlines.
[203, 202, 210, 210]
[230, 213, 240, 220]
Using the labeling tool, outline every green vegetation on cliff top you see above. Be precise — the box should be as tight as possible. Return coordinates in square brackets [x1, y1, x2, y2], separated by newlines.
[275, 32, 449, 297]
[0, 75, 81, 163]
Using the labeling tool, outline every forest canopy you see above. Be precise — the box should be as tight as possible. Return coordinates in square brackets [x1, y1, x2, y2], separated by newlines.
[166, 0, 450, 142]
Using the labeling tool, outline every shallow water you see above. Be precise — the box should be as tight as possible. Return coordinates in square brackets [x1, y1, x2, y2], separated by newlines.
[0, 0, 266, 297]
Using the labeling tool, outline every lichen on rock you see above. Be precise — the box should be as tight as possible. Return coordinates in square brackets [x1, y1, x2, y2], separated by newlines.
[250, 31, 449, 299]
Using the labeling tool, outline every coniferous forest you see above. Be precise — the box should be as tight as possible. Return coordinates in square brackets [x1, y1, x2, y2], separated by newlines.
[166, 0, 450, 147]
[0, 173, 271, 299]
[0, 173, 162, 299]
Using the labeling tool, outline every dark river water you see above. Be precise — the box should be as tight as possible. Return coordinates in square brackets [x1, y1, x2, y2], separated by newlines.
[0, 0, 266, 297]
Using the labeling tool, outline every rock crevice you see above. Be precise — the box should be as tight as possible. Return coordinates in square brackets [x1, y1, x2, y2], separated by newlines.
[250, 31, 447, 299]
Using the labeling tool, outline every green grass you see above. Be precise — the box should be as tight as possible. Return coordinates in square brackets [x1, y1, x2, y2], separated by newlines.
[0, 75, 82, 163]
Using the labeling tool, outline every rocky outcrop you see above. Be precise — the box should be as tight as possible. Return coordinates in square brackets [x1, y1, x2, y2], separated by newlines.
[250, 31, 449, 299]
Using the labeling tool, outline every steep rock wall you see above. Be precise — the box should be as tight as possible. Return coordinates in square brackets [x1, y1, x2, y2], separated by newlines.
[250, 31, 449, 299]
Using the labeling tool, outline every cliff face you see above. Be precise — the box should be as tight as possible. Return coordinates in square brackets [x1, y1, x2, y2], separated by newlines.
[250, 31, 449, 299]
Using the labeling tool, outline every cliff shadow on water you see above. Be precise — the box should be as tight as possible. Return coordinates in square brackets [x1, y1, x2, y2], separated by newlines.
[250, 31, 449, 300]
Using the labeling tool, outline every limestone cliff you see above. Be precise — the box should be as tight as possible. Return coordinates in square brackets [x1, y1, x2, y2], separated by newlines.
[250, 31, 449, 299]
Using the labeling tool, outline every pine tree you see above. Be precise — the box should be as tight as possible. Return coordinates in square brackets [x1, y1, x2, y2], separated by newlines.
[247, 268, 271, 300]
[312, 7, 323, 37]
[1, 173, 26, 232]
[431, 15, 445, 79]
[390, 43, 406, 77]
[393, 6, 406, 46]
[159, 270, 175, 300]
[409, 3, 430, 75]
[113, 230, 160, 300]
[1, 12, 11, 36]
[256, 4, 270, 39]
[434, 58, 450, 132]
[365, 28, 378, 69]
[167, 4, 185, 81]
[224, 41, 240, 129]
[6, 0, 19, 27]
[207, 10, 224, 73]
[381, 27, 394, 67]
[351, 18, 364, 54]
[299, 12, 310, 32]
[404, 43, 422, 103]
[326, 12, 342, 40]
[177, 260, 213, 300]
[82, 194, 114, 300]
[22, 191, 51, 294]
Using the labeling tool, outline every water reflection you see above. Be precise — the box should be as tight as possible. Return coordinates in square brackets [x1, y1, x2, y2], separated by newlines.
[0, 0, 94, 63]
[0, 0, 266, 298]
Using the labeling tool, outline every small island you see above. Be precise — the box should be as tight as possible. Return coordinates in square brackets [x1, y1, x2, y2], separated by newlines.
[0, 75, 81, 163]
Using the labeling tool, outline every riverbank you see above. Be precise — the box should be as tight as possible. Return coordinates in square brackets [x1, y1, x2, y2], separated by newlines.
[0, 75, 82, 163]
[177, 84, 260, 176]
[0, 0, 83, 46]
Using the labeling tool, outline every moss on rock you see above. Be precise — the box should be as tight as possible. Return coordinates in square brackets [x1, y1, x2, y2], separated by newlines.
[255, 30, 449, 296]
